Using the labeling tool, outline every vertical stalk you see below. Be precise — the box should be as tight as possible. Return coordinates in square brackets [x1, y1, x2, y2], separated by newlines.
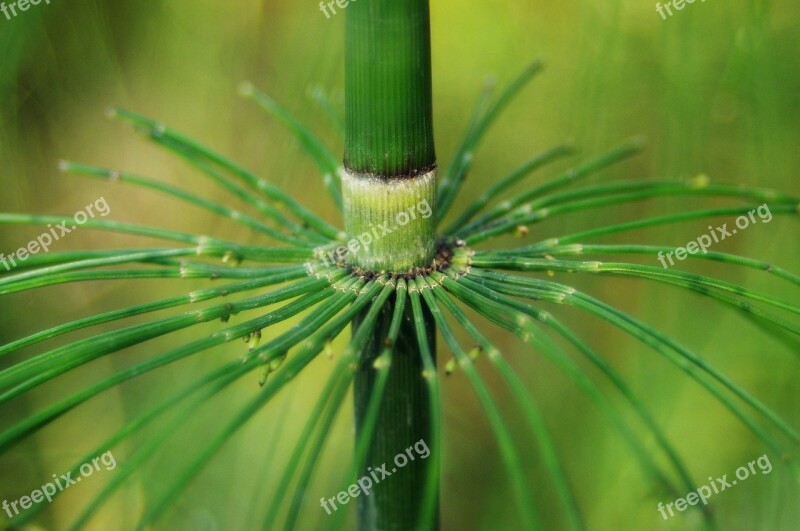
[345, 0, 435, 176]
[352, 296, 437, 531]
[345, 1, 439, 530]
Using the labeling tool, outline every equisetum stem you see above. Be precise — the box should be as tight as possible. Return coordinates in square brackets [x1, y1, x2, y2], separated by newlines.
[353, 291, 436, 531]
[341, 168, 437, 272]
[344, 0, 435, 176]
[344, 1, 439, 530]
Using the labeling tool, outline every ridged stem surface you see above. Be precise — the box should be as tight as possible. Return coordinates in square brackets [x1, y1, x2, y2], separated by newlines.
[345, 2, 439, 530]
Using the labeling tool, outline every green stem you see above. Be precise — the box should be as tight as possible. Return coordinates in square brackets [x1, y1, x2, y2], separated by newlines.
[353, 290, 437, 531]
[341, 170, 437, 271]
[345, 2, 439, 529]
[345, 0, 435, 176]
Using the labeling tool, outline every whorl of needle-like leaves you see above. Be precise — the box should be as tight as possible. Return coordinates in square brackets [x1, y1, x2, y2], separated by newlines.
[0, 61, 798, 530]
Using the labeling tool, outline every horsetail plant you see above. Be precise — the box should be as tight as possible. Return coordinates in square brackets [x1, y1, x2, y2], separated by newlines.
[1, 1, 799, 530]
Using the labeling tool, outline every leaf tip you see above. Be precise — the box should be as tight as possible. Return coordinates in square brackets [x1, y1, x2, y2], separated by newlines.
[238, 81, 255, 98]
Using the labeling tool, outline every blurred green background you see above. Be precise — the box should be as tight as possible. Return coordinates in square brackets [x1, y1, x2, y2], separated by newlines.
[0, 1, 798, 530]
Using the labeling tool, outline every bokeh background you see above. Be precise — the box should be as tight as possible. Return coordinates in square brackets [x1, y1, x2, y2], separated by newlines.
[0, 1, 798, 530]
